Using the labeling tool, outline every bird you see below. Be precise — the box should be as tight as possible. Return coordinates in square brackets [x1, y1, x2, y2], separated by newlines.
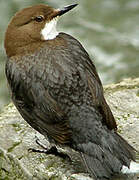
[4, 3, 139, 180]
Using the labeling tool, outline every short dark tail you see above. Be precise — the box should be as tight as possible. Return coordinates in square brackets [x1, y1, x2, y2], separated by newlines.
[79, 132, 136, 180]
[69, 105, 136, 179]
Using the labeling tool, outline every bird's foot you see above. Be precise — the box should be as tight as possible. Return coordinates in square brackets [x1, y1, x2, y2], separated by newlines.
[28, 136, 71, 161]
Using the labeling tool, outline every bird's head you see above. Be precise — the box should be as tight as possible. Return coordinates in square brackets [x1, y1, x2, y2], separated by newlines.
[4, 4, 78, 57]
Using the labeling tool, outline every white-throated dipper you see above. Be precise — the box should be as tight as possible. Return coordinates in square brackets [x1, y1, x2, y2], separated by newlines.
[4, 3, 139, 180]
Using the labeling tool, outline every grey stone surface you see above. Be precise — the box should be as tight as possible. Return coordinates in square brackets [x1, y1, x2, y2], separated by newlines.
[0, 78, 139, 180]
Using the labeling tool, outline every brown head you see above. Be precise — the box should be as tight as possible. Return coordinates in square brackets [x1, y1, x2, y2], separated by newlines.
[4, 4, 78, 57]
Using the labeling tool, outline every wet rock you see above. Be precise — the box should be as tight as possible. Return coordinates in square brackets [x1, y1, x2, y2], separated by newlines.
[0, 78, 139, 180]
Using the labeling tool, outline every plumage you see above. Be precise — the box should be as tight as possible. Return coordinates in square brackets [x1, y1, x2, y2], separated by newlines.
[5, 4, 137, 180]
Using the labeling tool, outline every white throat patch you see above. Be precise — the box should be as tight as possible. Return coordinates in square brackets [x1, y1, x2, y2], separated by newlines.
[41, 17, 59, 40]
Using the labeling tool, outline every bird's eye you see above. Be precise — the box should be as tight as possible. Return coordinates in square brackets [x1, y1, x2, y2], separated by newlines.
[34, 15, 44, 22]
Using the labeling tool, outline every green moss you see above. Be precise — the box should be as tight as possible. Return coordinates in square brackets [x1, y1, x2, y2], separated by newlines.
[4, 154, 28, 180]
[0, 150, 10, 179]
[7, 141, 21, 153]
[0, 168, 10, 180]
[136, 90, 139, 97]
[121, 114, 129, 121]
[11, 123, 22, 131]
[104, 83, 139, 94]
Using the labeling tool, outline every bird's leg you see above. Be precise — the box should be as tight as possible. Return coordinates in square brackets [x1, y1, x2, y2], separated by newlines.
[28, 136, 50, 153]
[28, 136, 71, 161]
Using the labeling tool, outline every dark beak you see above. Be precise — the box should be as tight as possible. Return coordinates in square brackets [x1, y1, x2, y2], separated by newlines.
[57, 4, 78, 16]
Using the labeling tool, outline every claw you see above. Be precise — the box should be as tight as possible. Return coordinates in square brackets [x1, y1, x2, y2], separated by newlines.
[28, 136, 71, 161]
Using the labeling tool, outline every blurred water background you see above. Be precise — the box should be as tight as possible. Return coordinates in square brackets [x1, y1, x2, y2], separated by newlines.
[0, 0, 139, 110]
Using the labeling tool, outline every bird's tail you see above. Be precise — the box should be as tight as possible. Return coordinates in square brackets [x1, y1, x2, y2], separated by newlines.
[69, 105, 137, 179]
[79, 132, 137, 180]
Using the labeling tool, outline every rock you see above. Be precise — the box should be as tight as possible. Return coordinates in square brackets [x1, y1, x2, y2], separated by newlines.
[104, 78, 139, 150]
[0, 78, 139, 180]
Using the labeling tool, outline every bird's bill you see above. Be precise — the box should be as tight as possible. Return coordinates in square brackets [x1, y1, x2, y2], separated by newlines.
[57, 4, 78, 17]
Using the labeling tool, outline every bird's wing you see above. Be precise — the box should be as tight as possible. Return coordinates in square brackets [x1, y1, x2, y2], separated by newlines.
[15, 83, 72, 144]
[6, 58, 72, 144]
[83, 51, 117, 130]
[32, 87, 72, 144]
[61, 32, 117, 130]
